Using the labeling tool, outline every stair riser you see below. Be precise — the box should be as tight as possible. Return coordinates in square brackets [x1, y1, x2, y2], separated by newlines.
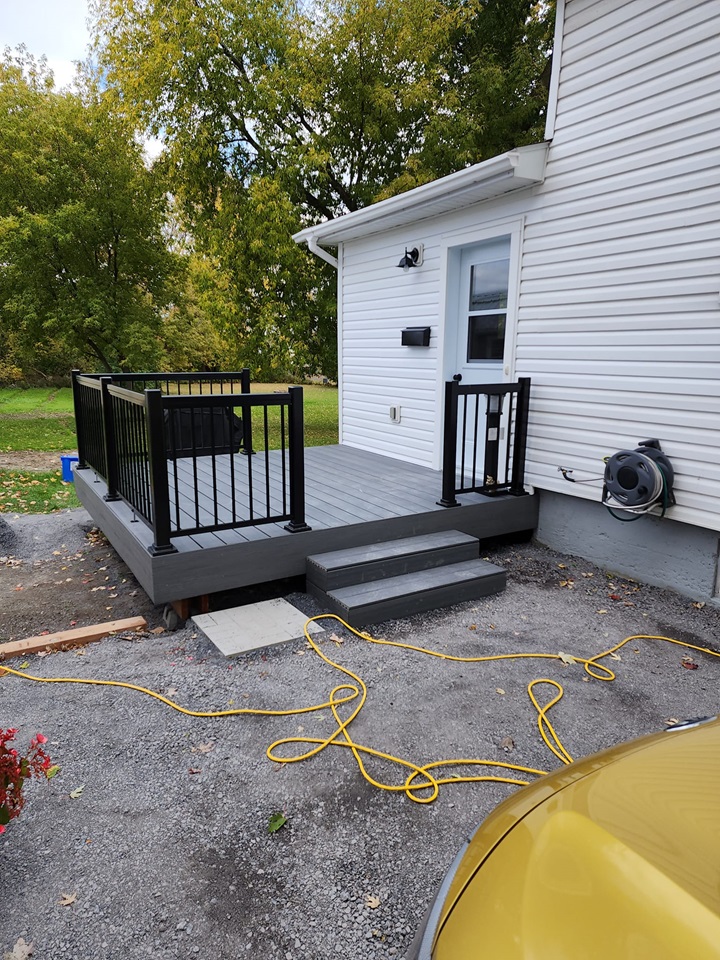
[308, 570, 506, 628]
[307, 541, 479, 591]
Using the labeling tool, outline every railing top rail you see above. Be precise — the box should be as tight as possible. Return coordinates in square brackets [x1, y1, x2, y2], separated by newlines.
[107, 383, 147, 405]
[85, 371, 250, 384]
[161, 392, 291, 408]
[455, 380, 523, 397]
[75, 375, 103, 389]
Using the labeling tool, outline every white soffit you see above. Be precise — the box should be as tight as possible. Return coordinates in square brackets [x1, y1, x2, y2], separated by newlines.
[293, 142, 549, 247]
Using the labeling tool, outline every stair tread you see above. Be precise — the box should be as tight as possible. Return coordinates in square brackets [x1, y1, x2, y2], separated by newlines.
[307, 530, 478, 573]
[327, 558, 504, 606]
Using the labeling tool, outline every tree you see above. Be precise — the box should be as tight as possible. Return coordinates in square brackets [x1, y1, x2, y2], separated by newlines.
[0, 51, 180, 374]
[89, 0, 554, 377]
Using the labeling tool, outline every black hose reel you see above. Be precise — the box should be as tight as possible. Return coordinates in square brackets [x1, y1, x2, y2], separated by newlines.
[603, 439, 675, 519]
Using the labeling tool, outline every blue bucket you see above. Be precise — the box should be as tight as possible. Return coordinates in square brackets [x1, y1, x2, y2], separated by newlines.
[60, 454, 79, 482]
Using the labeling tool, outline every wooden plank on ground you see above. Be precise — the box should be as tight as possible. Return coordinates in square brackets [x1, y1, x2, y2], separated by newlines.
[0, 617, 148, 661]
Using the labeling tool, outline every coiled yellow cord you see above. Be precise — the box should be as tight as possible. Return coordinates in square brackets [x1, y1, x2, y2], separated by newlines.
[1, 614, 718, 803]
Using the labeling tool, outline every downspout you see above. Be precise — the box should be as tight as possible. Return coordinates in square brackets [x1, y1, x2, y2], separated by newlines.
[307, 235, 338, 270]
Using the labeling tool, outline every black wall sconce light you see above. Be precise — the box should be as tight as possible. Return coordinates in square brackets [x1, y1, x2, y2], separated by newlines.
[397, 244, 424, 271]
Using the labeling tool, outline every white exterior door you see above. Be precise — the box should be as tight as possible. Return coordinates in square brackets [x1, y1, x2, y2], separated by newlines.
[454, 236, 512, 384]
[444, 231, 518, 485]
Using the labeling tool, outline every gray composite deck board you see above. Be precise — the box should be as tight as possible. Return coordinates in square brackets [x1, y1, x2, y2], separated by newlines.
[74, 445, 537, 604]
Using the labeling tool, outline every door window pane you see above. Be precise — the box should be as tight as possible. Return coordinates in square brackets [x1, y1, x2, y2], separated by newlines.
[469, 258, 509, 311]
[468, 314, 505, 361]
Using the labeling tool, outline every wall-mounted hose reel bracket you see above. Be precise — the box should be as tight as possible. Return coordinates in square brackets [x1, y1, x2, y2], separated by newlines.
[602, 439, 675, 519]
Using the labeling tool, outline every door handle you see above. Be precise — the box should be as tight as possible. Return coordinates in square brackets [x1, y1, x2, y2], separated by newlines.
[453, 374, 462, 382]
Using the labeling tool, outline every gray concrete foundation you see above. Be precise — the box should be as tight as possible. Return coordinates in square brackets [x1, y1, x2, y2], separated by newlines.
[535, 490, 720, 603]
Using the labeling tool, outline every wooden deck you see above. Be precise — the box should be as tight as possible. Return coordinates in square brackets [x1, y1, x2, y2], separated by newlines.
[74, 444, 537, 605]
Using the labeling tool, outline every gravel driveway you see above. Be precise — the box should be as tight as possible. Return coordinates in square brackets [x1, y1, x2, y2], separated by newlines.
[2, 507, 720, 959]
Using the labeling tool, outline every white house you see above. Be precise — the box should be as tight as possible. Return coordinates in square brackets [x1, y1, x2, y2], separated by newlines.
[294, 0, 720, 602]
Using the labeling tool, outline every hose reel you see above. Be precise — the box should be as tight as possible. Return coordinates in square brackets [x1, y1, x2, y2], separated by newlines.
[602, 439, 675, 519]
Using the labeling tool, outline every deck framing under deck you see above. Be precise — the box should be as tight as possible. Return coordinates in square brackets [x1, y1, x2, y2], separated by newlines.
[74, 444, 537, 605]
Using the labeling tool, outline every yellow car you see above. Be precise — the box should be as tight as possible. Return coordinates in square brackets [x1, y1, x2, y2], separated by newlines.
[406, 715, 720, 959]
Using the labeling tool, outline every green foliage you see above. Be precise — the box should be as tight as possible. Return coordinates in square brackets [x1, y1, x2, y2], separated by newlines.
[0, 52, 181, 375]
[267, 811, 288, 834]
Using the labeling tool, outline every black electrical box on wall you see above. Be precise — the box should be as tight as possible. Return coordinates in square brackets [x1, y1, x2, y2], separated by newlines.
[401, 327, 431, 347]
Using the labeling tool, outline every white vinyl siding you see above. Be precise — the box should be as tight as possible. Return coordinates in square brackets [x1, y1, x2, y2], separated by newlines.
[335, 0, 720, 532]
[339, 235, 443, 466]
[516, 0, 720, 531]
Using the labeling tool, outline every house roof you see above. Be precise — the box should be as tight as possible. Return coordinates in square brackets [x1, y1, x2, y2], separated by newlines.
[293, 142, 549, 247]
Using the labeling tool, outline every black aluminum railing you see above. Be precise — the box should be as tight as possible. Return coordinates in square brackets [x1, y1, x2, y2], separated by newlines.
[438, 377, 530, 507]
[71, 370, 311, 555]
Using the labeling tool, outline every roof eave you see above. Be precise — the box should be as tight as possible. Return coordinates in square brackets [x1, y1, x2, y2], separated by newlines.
[293, 142, 549, 248]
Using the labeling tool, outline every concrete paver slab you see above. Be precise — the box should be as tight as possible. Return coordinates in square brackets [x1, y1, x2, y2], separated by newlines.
[192, 598, 323, 657]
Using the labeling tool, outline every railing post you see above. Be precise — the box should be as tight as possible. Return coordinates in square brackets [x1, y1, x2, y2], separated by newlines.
[145, 388, 177, 555]
[239, 367, 255, 456]
[510, 377, 531, 496]
[483, 392, 503, 493]
[437, 379, 461, 507]
[99, 377, 121, 501]
[71, 369, 88, 470]
[284, 386, 312, 533]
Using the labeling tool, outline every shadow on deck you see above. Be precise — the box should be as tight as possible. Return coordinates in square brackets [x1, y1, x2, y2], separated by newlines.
[75, 444, 537, 605]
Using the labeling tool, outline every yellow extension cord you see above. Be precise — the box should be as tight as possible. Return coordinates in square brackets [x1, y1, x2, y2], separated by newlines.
[2, 613, 719, 803]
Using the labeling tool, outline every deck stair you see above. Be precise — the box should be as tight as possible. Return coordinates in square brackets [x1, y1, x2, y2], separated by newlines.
[306, 530, 506, 627]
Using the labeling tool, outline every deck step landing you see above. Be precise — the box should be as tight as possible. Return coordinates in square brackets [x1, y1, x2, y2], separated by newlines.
[306, 531, 506, 627]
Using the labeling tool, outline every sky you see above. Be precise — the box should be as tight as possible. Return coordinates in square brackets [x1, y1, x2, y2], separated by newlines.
[0, 0, 163, 157]
[0, 0, 92, 88]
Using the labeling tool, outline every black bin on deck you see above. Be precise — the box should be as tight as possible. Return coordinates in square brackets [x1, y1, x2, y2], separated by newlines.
[164, 407, 243, 459]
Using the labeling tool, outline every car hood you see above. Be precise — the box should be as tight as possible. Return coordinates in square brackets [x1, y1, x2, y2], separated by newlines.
[434, 718, 720, 959]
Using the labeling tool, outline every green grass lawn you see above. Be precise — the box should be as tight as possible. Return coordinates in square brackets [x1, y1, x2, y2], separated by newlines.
[250, 383, 338, 447]
[0, 386, 75, 414]
[0, 469, 80, 514]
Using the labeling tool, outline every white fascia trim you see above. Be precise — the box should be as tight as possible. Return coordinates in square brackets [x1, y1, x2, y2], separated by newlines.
[544, 0, 566, 140]
[293, 143, 548, 249]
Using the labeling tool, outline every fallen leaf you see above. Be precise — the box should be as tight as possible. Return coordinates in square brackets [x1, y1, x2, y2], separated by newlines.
[496, 688, 505, 696]
[500, 736, 514, 752]
[692, 601, 706, 609]
[469, 624, 477, 631]
[581, 677, 590, 682]
[3, 937, 34, 959]
[365, 894, 380, 909]
[191, 743, 214, 755]
[664, 717, 680, 726]
[46, 765, 61, 779]
[596, 609, 608, 615]
[328, 633, 344, 646]
[557, 563, 566, 569]
[581, 572, 594, 578]
[267, 812, 287, 834]
[609, 652, 622, 661]
[557, 652, 575, 665]
[69, 785, 84, 799]
[608, 594, 622, 601]
[188, 767, 202, 775]
[16, 661, 29, 669]
[149, 626, 165, 635]
[166, 687, 178, 696]
[681, 657, 698, 670]
[58, 893, 77, 907]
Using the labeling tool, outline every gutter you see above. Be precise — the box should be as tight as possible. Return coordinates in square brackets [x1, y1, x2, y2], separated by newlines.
[306, 234, 338, 270]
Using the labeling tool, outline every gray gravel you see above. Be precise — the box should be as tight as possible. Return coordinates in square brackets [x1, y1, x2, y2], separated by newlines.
[2, 508, 720, 959]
